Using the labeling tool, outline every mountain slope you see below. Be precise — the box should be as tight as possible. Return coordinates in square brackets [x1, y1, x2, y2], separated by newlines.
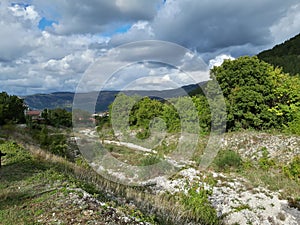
[23, 92, 74, 111]
[23, 82, 206, 111]
[257, 33, 300, 75]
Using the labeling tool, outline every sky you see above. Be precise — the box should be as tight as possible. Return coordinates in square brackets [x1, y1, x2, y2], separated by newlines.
[1, 0, 300, 95]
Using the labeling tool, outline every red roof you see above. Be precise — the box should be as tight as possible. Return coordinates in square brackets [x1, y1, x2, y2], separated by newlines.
[26, 110, 41, 116]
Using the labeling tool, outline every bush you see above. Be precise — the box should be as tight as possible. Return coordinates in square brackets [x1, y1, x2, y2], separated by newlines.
[37, 126, 71, 160]
[213, 149, 242, 171]
[258, 147, 275, 170]
[284, 112, 300, 135]
[140, 155, 161, 166]
[136, 129, 150, 140]
[180, 183, 220, 224]
[0, 92, 26, 125]
[283, 156, 300, 181]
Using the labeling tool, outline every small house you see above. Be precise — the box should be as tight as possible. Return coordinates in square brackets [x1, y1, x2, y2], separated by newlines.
[25, 110, 42, 120]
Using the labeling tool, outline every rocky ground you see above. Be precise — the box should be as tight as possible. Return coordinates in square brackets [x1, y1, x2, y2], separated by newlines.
[35, 187, 153, 225]
[150, 168, 299, 225]
[75, 128, 300, 224]
[221, 131, 300, 164]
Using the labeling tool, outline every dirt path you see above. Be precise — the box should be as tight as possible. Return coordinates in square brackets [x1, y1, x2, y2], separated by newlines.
[103, 140, 157, 153]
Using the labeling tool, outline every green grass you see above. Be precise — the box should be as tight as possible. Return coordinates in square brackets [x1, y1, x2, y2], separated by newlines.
[0, 140, 158, 225]
[178, 183, 220, 225]
[0, 142, 59, 224]
[239, 166, 300, 199]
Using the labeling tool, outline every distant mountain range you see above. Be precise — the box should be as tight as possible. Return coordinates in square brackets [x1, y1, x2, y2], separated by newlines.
[23, 92, 74, 111]
[257, 33, 300, 75]
[23, 82, 206, 112]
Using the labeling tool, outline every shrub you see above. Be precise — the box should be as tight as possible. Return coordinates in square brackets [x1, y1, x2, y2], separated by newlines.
[258, 147, 275, 170]
[283, 156, 300, 181]
[213, 149, 242, 171]
[136, 129, 150, 140]
[210, 56, 300, 131]
[180, 183, 220, 224]
[284, 112, 300, 135]
[140, 155, 161, 166]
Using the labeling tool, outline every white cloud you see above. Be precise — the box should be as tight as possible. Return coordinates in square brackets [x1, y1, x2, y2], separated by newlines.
[209, 54, 235, 68]
[43, 50, 96, 74]
[0, 1, 110, 95]
[110, 21, 155, 46]
[0, 2, 40, 61]
[9, 4, 39, 23]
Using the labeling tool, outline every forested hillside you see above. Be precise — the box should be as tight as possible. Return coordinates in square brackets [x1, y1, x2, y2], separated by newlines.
[257, 33, 300, 75]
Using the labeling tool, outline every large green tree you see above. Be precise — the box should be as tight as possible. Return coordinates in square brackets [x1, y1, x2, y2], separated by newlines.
[0, 92, 26, 125]
[210, 56, 300, 130]
[42, 108, 72, 127]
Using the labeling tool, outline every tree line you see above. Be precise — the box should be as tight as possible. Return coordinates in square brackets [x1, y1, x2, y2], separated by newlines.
[0, 92, 72, 128]
[109, 56, 300, 135]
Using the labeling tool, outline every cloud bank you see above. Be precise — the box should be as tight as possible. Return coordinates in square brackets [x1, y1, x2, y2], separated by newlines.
[0, 0, 300, 95]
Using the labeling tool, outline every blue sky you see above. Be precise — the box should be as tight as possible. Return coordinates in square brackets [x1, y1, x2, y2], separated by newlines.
[0, 0, 300, 95]
[38, 17, 57, 30]
[102, 24, 132, 37]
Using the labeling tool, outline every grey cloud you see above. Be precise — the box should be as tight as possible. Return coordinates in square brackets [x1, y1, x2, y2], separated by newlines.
[75, 41, 209, 93]
[1, 0, 300, 96]
[270, 3, 300, 44]
[111, 0, 300, 58]
[108, 40, 197, 67]
[153, 0, 298, 50]
[33, 0, 163, 35]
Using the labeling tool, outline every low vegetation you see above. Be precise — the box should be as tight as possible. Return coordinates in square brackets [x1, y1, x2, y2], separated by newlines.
[209, 141, 300, 201]
[283, 156, 300, 181]
[213, 149, 242, 171]
[0, 139, 159, 225]
[178, 183, 220, 225]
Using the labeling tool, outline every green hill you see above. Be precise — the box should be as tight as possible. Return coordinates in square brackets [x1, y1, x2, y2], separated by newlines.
[257, 33, 300, 75]
[23, 92, 74, 111]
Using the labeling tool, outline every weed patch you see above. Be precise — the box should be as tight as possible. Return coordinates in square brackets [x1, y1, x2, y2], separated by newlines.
[213, 149, 242, 171]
